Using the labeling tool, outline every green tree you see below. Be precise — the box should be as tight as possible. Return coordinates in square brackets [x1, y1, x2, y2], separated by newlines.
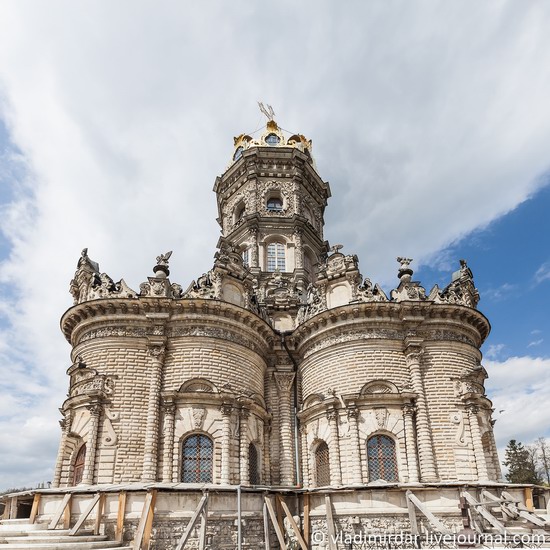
[503, 439, 542, 484]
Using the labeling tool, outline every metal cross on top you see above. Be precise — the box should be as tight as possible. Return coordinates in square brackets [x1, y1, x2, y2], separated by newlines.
[258, 102, 276, 121]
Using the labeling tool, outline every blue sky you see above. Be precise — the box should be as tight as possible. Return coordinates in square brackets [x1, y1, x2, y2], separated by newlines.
[0, 1, 549, 489]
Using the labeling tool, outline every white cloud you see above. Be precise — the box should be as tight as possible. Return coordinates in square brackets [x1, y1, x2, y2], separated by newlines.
[485, 343, 506, 360]
[527, 339, 544, 348]
[534, 262, 550, 285]
[485, 356, 550, 450]
[0, 1, 549, 488]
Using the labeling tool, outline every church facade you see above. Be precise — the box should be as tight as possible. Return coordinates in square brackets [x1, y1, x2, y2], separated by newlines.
[5, 116, 548, 549]
[55, 118, 500, 494]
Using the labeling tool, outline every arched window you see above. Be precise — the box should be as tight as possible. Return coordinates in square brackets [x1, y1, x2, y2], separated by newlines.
[249, 443, 260, 485]
[267, 197, 283, 212]
[235, 203, 246, 223]
[72, 444, 86, 485]
[242, 247, 250, 267]
[267, 242, 286, 272]
[181, 434, 213, 483]
[315, 441, 331, 486]
[367, 434, 398, 482]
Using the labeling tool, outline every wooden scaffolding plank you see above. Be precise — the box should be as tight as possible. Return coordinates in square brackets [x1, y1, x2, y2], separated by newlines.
[263, 501, 271, 550]
[142, 490, 157, 549]
[277, 495, 308, 550]
[303, 493, 310, 547]
[406, 492, 418, 536]
[175, 492, 209, 550]
[116, 492, 127, 542]
[324, 494, 337, 550]
[94, 493, 106, 535]
[48, 493, 72, 530]
[462, 491, 506, 534]
[264, 496, 288, 550]
[69, 493, 101, 536]
[29, 493, 41, 524]
[406, 491, 452, 535]
[198, 497, 208, 550]
[133, 492, 154, 550]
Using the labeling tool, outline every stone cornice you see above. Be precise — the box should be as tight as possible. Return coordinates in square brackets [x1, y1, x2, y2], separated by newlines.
[61, 297, 276, 350]
[292, 301, 490, 354]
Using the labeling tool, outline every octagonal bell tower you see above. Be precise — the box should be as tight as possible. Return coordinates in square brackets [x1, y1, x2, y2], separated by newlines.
[213, 113, 331, 329]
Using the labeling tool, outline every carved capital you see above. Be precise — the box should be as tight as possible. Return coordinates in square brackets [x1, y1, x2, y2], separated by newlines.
[402, 403, 417, 417]
[326, 407, 338, 423]
[239, 407, 250, 420]
[162, 402, 177, 416]
[220, 403, 233, 417]
[87, 403, 102, 417]
[405, 348, 424, 366]
[347, 406, 360, 420]
[148, 344, 165, 359]
[466, 404, 479, 416]
[274, 372, 295, 394]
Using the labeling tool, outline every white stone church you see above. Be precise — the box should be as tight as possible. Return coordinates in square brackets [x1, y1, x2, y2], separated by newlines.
[1, 114, 549, 549]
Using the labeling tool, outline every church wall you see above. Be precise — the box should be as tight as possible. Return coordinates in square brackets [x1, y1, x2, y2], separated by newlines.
[300, 338, 408, 399]
[72, 337, 151, 483]
[163, 336, 267, 396]
[422, 341, 482, 481]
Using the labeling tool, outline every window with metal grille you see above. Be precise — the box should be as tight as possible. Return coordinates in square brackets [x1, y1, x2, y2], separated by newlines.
[72, 444, 86, 485]
[315, 441, 331, 486]
[242, 248, 250, 267]
[249, 442, 260, 485]
[367, 434, 398, 482]
[267, 242, 285, 272]
[181, 434, 213, 483]
[266, 197, 283, 211]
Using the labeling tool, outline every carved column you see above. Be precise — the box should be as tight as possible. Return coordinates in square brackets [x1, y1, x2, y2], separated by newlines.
[405, 348, 437, 481]
[274, 372, 296, 485]
[347, 407, 363, 484]
[81, 403, 101, 485]
[239, 408, 250, 485]
[402, 404, 419, 483]
[52, 412, 72, 488]
[294, 228, 303, 269]
[327, 408, 342, 486]
[161, 402, 176, 483]
[141, 344, 165, 482]
[300, 424, 310, 487]
[467, 405, 489, 481]
[220, 404, 233, 484]
[263, 420, 272, 484]
[250, 227, 259, 267]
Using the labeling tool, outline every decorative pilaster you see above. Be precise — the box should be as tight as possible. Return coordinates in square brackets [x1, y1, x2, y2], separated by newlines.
[81, 403, 101, 485]
[326, 408, 342, 486]
[141, 344, 165, 482]
[263, 419, 272, 484]
[239, 408, 250, 485]
[161, 402, 176, 483]
[405, 347, 437, 481]
[467, 405, 489, 481]
[52, 412, 72, 488]
[347, 407, 363, 484]
[220, 403, 233, 484]
[274, 372, 296, 485]
[294, 228, 303, 269]
[250, 227, 259, 267]
[402, 404, 419, 483]
[300, 424, 310, 487]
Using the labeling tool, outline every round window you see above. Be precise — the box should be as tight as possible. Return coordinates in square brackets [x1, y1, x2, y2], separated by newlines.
[265, 133, 280, 146]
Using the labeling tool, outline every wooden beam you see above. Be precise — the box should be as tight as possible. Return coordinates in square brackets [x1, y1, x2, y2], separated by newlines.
[48, 493, 72, 530]
[276, 495, 285, 550]
[524, 488, 534, 512]
[2, 498, 10, 520]
[406, 492, 418, 536]
[29, 493, 41, 524]
[406, 491, 451, 535]
[198, 497, 208, 550]
[94, 494, 105, 536]
[277, 496, 308, 550]
[69, 493, 101, 536]
[263, 501, 271, 550]
[133, 492, 154, 550]
[63, 496, 72, 530]
[324, 494, 337, 550]
[142, 490, 157, 550]
[116, 492, 127, 542]
[303, 493, 310, 547]
[175, 492, 209, 550]
[264, 496, 287, 550]
[462, 491, 506, 534]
